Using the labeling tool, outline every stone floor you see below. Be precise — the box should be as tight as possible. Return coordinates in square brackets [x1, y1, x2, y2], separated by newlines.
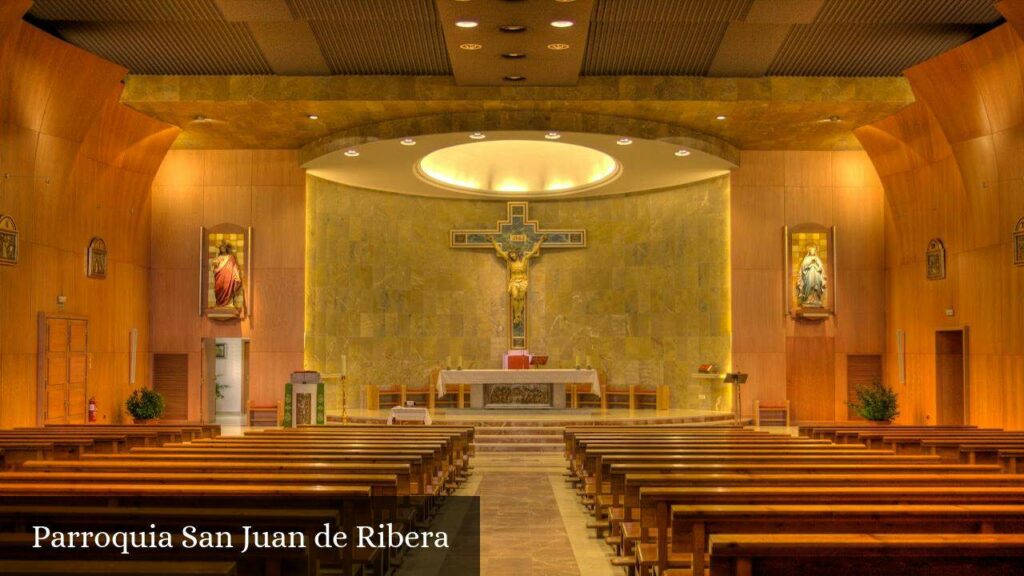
[400, 453, 620, 576]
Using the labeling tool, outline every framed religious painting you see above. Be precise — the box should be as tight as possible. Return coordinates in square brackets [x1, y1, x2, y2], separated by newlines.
[200, 224, 252, 321]
[926, 238, 946, 280]
[0, 215, 18, 266]
[784, 223, 835, 320]
[1015, 218, 1024, 267]
[86, 237, 107, 279]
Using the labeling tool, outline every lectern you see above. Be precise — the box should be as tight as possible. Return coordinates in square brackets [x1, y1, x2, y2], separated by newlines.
[723, 372, 748, 421]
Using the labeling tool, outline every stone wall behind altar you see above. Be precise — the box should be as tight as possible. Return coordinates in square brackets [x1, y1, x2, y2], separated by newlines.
[305, 175, 732, 411]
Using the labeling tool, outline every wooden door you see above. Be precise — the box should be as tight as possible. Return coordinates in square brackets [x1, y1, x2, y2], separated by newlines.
[846, 355, 883, 420]
[201, 338, 218, 423]
[38, 315, 88, 425]
[936, 329, 967, 425]
[153, 354, 189, 421]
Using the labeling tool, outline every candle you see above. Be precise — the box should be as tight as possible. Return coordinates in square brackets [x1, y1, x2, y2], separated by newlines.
[445, 356, 451, 369]
[586, 355, 592, 368]
[575, 353, 580, 369]
[458, 356, 463, 369]
[341, 355, 347, 377]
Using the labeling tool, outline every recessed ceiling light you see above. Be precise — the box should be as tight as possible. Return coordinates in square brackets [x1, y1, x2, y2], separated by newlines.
[193, 114, 207, 122]
[455, 20, 478, 28]
[307, 114, 319, 120]
[502, 52, 526, 59]
[545, 132, 561, 140]
[715, 114, 727, 121]
[344, 149, 360, 157]
[674, 149, 691, 157]
[547, 43, 570, 50]
[469, 132, 486, 140]
[616, 138, 633, 146]
[460, 43, 482, 50]
[550, 20, 574, 28]
[499, 24, 527, 33]
[503, 75, 526, 82]
[400, 138, 416, 146]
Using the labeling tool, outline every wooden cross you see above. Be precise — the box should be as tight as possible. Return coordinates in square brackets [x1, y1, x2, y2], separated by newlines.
[450, 201, 586, 350]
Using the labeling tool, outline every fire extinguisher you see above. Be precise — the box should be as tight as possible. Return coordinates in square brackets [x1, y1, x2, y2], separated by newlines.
[88, 397, 97, 422]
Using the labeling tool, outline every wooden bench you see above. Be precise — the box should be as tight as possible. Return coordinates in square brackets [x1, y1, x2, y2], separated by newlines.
[640, 485, 1024, 575]
[705, 534, 1024, 576]
[673, 501, 1024, 575]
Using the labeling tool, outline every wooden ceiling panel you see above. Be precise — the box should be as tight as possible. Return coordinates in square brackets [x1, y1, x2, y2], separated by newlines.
[288, 0, 449, 75]
[768, 23, 984, 76]
[583, 0, 752, 75]
[27, 0, 224, 21]
[56, 21, 272, 75]
[814, 0, 1001, 24]
[307, 20, 449, 75]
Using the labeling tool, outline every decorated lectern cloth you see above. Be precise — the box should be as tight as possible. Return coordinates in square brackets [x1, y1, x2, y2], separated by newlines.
[387, 406, 432, 425]
[436, 369, 601, 398]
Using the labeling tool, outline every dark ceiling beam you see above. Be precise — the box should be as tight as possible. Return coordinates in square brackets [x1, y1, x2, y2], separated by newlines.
[707, 0, 824, 77]
[214, 0, 330, 75]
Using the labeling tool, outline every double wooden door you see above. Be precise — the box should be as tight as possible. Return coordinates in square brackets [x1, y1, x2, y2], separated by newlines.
[38, 315, 88, 424]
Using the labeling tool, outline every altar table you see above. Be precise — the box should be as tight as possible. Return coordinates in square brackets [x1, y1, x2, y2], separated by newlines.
[387, 406, 432, 425]
[436, 369, 600, 409]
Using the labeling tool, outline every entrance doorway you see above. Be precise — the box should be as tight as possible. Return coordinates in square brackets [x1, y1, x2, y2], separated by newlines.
[935, 329, 968, 425]
[202, 338, 249, 426]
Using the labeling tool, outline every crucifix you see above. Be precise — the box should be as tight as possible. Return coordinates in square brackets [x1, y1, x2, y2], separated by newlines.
[450, 202, 586, 350]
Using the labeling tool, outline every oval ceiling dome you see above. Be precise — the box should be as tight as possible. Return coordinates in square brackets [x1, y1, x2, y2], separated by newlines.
[417, 140, 620, 195]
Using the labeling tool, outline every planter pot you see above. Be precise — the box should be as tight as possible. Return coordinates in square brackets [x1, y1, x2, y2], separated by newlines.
[868, 419, 893, 425]
[132, 418, 160, 425]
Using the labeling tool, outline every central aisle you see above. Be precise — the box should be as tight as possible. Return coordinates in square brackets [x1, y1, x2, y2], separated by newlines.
[464, 453, 619, 576]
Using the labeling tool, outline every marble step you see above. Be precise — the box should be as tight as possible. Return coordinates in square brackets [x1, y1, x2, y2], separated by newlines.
[475, 434, 563, 444]
[474, 442, 564, 453]
[474, 426, 565, 436]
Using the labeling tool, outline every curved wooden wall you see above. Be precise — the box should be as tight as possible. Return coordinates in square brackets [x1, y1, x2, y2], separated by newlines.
[856, 10, 1024, 428]
[0, 9, 178, 427]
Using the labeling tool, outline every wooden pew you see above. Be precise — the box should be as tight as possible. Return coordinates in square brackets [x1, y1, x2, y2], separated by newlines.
[640, 485, 1024, 575]
[706, 534, 1024, 576]
[673, 500, 1024, 575]
[1001, 449, 1024, 473]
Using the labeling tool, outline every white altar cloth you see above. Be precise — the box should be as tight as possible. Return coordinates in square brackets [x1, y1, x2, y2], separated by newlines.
[436, 369, 600, 398]
[387, 406, 432, 425]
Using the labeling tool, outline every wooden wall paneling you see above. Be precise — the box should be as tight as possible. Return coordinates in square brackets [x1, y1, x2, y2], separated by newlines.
[999, 0, 1024, 39]
[252, 185, 305, 269]
[731, 269, 786, 353]
[730, 151, 786, 187]
[202, 150, 254, 187]
[784, 151, 833, 188]
[729, 184, 784, 271]
[249, 269, 304, 353]
[252, 150, 305, 186]
[833, 186, 884, 271]
[0, 19, 174, 427]
[151, 185, 203, 270]
[732, 351, 787, 418]
[785, 336, 836, 421]
[203, 186, 253, 227]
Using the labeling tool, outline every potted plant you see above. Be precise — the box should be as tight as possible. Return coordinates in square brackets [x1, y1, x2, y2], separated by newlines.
[848, 379, 899, 423]
[126, 388, 165, 424]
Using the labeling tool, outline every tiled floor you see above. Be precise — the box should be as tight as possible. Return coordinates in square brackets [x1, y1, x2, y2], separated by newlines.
[441, 453, 619, 576]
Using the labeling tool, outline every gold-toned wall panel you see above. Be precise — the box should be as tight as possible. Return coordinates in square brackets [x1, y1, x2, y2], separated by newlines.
[305, 177, 733, 411]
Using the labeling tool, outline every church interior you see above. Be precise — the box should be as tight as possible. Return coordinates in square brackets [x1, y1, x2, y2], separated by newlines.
[2, 0, 1024, 574]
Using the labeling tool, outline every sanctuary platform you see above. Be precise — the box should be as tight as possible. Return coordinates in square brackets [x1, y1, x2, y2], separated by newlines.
[330, 408, 736, 453]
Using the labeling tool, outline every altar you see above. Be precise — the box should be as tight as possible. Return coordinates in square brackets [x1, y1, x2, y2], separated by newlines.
[436, 369, 600, 409]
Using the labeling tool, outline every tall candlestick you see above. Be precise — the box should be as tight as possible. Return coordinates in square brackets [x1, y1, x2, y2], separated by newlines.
[445, 356, 451, 369]
[586, 355, 592, 369]
[458, 356, 463, 370]
[341, 355, 347, 377]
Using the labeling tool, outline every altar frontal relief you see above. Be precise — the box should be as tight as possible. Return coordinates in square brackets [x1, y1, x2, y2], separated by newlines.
[304, 176, 733, 411]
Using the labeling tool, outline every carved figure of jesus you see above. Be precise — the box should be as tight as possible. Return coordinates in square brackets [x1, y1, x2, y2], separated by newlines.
[489, 234, 546, 327]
